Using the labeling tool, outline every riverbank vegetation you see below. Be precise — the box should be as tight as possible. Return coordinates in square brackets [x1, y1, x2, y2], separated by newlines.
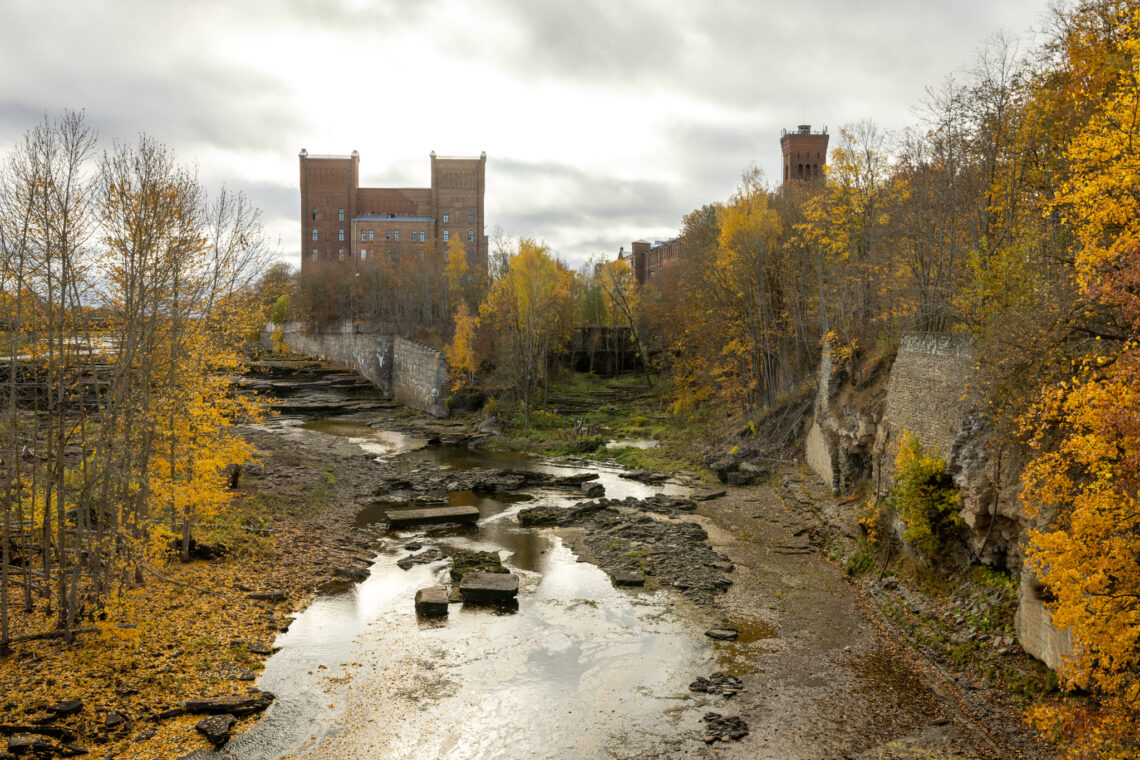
[0, 112, 274, 658]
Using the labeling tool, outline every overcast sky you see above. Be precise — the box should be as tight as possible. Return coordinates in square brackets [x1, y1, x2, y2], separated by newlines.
[0, 0, 1053, 269]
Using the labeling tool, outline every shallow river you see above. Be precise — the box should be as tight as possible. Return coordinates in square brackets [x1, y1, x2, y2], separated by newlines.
[213, 419, 718, 759]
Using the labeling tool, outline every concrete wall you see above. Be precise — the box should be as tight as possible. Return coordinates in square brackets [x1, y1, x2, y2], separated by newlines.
[264, 321, 449, 417]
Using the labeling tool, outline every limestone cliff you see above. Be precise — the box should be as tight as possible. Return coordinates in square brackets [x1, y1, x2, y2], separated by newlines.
[804, 331, 1072, 669]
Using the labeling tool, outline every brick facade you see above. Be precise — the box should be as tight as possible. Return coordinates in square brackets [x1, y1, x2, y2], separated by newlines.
[780, 125, 829, 184]
[299, 150, 486, 276]
[618, 237, 682, 286]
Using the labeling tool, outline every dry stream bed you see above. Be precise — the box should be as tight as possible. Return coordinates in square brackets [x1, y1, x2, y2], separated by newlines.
[195, 397, 1032, 760]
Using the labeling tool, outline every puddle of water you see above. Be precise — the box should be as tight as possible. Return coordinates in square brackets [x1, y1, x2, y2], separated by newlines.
[223, 418, 714, 759]
[300, 418, 424, 458]
[223, 535, 711, 759]
[712, 618, 779, 674]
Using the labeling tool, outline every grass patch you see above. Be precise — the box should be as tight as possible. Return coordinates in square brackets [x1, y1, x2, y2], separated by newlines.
[494, 371, 716, 477]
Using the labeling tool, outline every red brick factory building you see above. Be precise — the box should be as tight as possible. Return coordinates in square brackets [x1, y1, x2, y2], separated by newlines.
[299, 150, 487, 276]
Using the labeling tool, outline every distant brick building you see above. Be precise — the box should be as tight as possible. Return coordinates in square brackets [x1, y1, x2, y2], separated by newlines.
[780, 124, 828, 184]
[618, 238, 682, 286]
[299, 150, 486, 276]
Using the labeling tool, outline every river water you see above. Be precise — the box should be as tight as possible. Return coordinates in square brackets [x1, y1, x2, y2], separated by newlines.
[213, 418, 719, 759]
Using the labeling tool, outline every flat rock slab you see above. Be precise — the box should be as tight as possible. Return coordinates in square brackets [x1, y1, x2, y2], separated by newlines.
[196, 714, 237, 746]
[8, 735, 57, 755]
[414, 586, 449, 616]
[182, 691, 274, 717]
[459, 571, 519, 603]
[705, 627, 740, 641]
[691, 488, 727, 501]
[610, 569, 646, 587]
[386, 506, 480, 528]
[46, 700, 83, 717]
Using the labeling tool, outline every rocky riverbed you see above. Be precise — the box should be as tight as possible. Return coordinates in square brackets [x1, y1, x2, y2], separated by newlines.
[175, 355, 1051, 759]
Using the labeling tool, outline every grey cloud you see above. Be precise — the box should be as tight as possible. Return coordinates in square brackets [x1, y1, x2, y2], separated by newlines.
[477, 0, 690, 83]
[489, 158, 689, 265]
[0, 1, 305, 153]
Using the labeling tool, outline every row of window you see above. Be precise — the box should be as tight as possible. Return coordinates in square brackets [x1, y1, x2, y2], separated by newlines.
[440, 211, 477, 224]
[442, 230, 477, 243]
[310, 248, 432, 262]
[312, 228, 474, 243]
[309, 208, 475, 224]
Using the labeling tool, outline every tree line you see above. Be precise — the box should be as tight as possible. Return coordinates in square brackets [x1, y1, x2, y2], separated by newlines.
[0, 112, 273, 650]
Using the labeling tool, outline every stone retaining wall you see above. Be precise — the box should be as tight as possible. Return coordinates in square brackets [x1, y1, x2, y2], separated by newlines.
[392, 336, 450, 417]
[263, 321, 449, 417]
[883, 332, 974, 465]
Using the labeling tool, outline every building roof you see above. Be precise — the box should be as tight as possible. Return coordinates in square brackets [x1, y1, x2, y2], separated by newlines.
[353, 214, 434, 223]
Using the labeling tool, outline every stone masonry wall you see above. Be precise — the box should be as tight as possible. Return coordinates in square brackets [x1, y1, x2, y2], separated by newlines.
[873, 331, 1070, 669]
[882, 332, 974, 468]
[264, 322, 449, 417]
[804, 348, 839, 491]
[392, 336, 450, 418]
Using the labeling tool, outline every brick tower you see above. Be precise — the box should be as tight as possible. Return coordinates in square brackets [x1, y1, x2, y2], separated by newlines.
[780, 125, 829, 185]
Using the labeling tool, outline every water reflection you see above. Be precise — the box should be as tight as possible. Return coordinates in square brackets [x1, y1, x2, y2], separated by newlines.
[220, 418, 714, 759]
[300, 418, 422, 457]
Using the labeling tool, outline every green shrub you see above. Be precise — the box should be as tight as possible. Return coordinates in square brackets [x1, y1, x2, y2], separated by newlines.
[269, 294, 291, 325]
[888, 430, 962, 558]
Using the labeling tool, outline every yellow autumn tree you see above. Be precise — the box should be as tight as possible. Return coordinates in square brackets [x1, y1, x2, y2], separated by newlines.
[479, 238, 573, 428]
[1021, 7, 1140, 756]
[446, 300, 478, 391]
[595, 257, 652, 386]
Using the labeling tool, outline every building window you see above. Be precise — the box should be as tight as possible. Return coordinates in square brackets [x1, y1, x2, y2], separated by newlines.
[468, 210, 474, 224]
[443, 230, 450, 243]
[338, 249, 345, 261]
[338, 208, 344, 221]
[394, 230, 399, 241]
[311, 228, 318, 241]
[360, 230, 366, 242]
[311, 249, 318, 260]
[386, 230, 391, 241]
[360, 249, 367, 260]
[311, 208, 318, 221]
[368, 230, 374, 241]
[338, 228, 345, 241]
[467, 229, 474, 243]
[443, 210, 449, 223]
